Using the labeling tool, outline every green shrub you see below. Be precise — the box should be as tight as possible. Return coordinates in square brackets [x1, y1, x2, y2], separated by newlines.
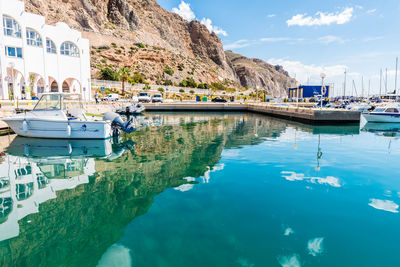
[179, 77, 197, 88]
[197, 83, 209, 89]
[99, 67, 119, 81]
[100, 59, 107, 64]
[163, 79, 173, 86]
[189, 90, 195, 94]
[132, 72, 146, 84]
[110, 42, 116, 48]
[158, 88, 165, 93]
[163, 66, 174, 76]
[178, 64, 184, 71]
[179, 89, 185, 93]
[136, 43, 145, 48]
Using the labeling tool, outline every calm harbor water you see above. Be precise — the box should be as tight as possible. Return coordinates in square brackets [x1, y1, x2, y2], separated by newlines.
[0, 112, 400, 267]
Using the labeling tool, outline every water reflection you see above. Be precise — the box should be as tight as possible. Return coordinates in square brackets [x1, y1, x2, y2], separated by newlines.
[0, 113, 374, 266]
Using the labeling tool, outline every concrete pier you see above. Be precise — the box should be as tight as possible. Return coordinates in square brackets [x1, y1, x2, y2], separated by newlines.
[144, 103, 361, 124]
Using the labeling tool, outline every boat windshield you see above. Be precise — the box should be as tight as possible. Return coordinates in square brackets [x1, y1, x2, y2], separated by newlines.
[62, 95, 83, 111]
[33, 94, 62, 111]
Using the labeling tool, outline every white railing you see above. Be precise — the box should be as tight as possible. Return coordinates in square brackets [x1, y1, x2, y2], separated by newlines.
[91, 79, 218, 95]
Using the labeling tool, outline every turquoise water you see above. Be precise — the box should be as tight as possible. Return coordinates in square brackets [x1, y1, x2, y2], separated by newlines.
[0, 113, 400, 266]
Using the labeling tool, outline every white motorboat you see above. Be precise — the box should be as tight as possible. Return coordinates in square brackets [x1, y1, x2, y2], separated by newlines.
[362, 103, 400, 123]
[3, 93, 135, 139]
[117, 103, 145, 115]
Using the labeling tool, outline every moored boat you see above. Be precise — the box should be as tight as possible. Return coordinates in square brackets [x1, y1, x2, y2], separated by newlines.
[3, 93, 135, 139]
[362, 103, 400, 123]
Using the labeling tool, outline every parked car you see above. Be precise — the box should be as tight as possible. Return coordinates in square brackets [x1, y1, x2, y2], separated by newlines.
[152, 94, 163, 103]
[102, 93, 119, 101]
[211, 97, 227, 103]
[138, 92, 151, 103]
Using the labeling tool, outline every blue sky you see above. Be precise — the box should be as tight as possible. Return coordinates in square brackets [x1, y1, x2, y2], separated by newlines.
[158, 0, 400, 95]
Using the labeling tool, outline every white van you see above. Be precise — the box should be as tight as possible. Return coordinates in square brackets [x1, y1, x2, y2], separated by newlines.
[103, 94, 119, 101]
[138, 92, 151, 103]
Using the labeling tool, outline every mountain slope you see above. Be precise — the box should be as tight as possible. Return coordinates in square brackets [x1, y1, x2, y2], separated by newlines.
[24, 0, 295, 93]
[225, 50, 297, 95]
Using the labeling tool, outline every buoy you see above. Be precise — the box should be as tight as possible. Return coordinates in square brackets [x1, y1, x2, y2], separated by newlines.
[22, 120, 28, 133]
[67, 124, 71, 137]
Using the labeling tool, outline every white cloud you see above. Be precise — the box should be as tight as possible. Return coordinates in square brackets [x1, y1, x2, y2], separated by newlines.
[281, 171, 341, 187]
[267, 14, 276, 18]
[307, 238, 324, 256]
[224, 39, 255, 50]
[278, 254, 301, 267]
[369, 199, 399, 213]
[260, 37, 291, 42]
[200, 18, 228, 36]
[367, 9, 377, 14]
[287, 7, 354, 26]
[318, 35, 346, 44]
[172, 1, 227, 36]
[172, 1, 195, 21]
[268, 58, 350, 85]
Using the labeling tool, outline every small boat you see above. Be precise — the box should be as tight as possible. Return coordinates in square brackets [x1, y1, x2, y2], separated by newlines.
[117, 103, 145, 115]
[362, 103, 400, 123]
[346, 103, 372, 112]
[3, 93, 135, 139]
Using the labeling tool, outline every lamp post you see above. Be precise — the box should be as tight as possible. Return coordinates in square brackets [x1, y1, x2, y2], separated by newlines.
[320, 73, 326, 109]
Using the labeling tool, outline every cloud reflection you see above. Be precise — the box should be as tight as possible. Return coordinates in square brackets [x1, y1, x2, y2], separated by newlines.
[307, 237, 324, 256]
[278, 254, 301, 267]
[368, 199, 399, 213]
[281, 171, 341, 187]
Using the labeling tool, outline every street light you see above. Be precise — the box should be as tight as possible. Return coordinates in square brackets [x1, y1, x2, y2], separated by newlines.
[320, 73, 327, 109]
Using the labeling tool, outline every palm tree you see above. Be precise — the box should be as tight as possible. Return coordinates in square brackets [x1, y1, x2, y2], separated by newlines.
[118, 67, 131, 95]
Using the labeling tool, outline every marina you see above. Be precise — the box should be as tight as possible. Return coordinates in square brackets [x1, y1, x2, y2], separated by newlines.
[1, 0, 400, 266]
[0, 113, 400, 266]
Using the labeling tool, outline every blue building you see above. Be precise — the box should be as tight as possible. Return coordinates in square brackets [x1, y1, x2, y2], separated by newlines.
[288, 85, 330, 99]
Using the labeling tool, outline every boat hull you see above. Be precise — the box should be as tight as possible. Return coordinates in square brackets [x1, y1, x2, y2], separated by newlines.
[362, 113, 400, 123]
[3, 118, 112, 139]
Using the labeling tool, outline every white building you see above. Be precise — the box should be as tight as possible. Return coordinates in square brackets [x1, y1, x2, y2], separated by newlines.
[0, 0, 91, 100]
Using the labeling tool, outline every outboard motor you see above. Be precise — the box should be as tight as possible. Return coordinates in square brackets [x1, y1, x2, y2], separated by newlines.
[103, 112, 136, 136]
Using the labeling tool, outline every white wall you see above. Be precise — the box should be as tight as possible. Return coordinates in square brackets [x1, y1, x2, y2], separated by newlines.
[0, 0, 91, 100]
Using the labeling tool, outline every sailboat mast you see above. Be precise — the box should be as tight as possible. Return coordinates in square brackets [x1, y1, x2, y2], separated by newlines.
[385, 68, 388, 95]
[343, 69, 347, 98]
[361, 76, 364, 98]
[396, 57, 399, 95]
[380, 69, 382, 96]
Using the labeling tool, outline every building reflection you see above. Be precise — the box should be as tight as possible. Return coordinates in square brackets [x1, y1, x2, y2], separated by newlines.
[0, 138, 117, 242]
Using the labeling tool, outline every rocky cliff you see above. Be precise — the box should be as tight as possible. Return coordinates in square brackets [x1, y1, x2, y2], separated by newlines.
[24, 0, 295, 93]
[226, 50, 297, 95]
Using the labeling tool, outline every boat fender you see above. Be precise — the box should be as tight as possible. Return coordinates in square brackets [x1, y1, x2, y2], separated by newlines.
[68, 143, 72, 155]
[67, 124, 71, 137]
[22, 120, 28, 133]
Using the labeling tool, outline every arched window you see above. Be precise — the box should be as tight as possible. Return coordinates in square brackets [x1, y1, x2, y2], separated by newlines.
[60, 42, 79, 57]
[46, 38, 56, 54]
[3, 15, 21, 38]
[26, 28, 42, 47]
